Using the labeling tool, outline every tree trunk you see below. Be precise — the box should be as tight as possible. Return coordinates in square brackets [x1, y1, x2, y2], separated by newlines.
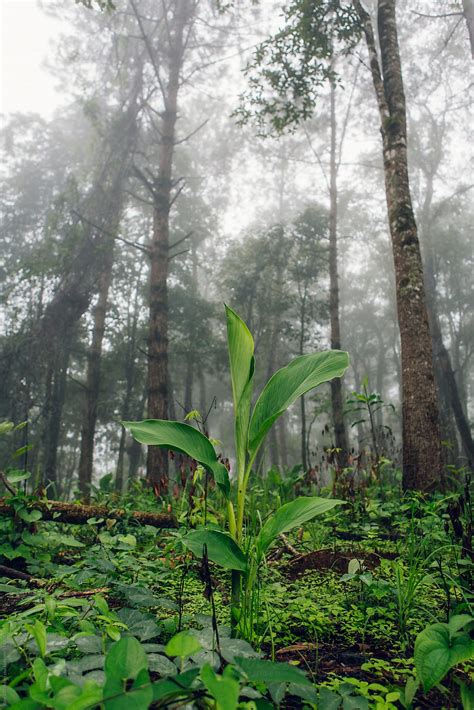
[78, 246, 115, 501]
[184, 239, 198, 413]
[42, 345, 70, 495]
[31, 74, 141, 366]
[329, 79, 350, 463]
[356, 0, 443, 490]
[463, 0, 474, 58]
[418, 156, 474, 464]
[145, 0, 193, 493]
[115, 269, 142, 495]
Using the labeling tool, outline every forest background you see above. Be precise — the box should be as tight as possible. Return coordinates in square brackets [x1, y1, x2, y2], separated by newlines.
[0, 0, 472, 500]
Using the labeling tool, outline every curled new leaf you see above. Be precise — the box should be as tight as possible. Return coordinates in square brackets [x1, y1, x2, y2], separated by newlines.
[225, 304, 255, 477]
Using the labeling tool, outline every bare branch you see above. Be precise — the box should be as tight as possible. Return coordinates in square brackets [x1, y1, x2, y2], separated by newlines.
[168, 248, 189, 260]
[169, 182, 186, 207]
[169, 231, 192, 250]
[116, 235, 150, 256]
[174, 118, 209, 145]
[129, 0, 168, 106]
[132, 165, 156, 198]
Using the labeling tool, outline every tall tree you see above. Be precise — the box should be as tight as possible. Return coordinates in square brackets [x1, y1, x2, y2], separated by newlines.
[354, 0, 443, 489]
[240, 0, 445, 490]
[130, 0, 198, 493]
[328, 78, 349, 463]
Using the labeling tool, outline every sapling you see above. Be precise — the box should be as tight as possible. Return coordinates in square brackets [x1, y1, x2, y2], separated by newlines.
[123, 305, 349, 633]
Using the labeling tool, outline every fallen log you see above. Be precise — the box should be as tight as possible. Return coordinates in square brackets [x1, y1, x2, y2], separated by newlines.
[0, 499, 177, 528]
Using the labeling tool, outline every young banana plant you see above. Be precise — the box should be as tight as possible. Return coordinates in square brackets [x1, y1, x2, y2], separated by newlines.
[123, 306, 349, 627]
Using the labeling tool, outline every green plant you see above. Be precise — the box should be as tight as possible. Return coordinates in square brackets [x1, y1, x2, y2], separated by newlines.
[0, 625, 317, 709]
[124, 305, 348, 633]
[345, 377, 395, 477]
[414, 614, 474, 693]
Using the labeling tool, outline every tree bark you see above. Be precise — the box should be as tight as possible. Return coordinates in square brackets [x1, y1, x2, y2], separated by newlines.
[32, 75, 141, 365]
[462, 0, 474, 58]
[141, 0, 194, 493]
[329, 79, 350, 463]
[419, 169, 474, 464]
[355, 0, 444, 490]
[184, 239, 198, 413]
[42, 344, 70, 495]
[116, 268, 142, 495]
[78, 245, 115, 501]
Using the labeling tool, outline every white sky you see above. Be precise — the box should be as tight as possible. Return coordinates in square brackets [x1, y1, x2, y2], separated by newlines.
[0, 0, 62, 118]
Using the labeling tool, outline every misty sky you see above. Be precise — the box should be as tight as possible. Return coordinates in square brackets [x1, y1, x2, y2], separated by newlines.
[1, 0, 61, 118]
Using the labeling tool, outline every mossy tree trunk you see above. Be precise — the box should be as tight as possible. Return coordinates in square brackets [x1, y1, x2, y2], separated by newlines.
[355, 0, 443, 490]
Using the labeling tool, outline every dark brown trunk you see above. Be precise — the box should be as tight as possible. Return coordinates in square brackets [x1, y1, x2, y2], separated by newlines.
[145, 0, 193, 493]
[356, 0, 443, 490]
[329, 80, 349, 463]
[78, 246, 115, 502]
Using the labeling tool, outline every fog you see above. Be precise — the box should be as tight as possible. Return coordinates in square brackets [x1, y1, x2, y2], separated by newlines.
[1, 0, 472, 498]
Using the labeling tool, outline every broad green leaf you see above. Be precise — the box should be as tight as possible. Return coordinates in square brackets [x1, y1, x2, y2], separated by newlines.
[165, 631, 201, 658]
[152, 669, 199, 702]
[104, 636, 148, 682]
[5, 470, 31, 483]
[116, 608, 160, 641]
[104, 639, 152, 710]
[25, 620, 47, 657]
[256, 496, 343, 555]
[147, 654, 176, 676]
[460, 681, 474, 710]
[248, 350, 349, 458]
[448, 614, 473, 636]
[104, 667, 152, 710]
[225, 305, 255, 475]
[182, 529, 247, 571]
[122, 419, 229, 498]
[18, 508, 42, 523]
[414, 621, 474, 691]
[201, 663, 240, 710]
[0, 685, 20, 706]
[235, 657, 311, 686]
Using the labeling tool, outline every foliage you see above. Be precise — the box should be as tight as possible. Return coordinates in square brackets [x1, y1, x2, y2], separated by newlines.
[414, 614, 474, 692]
[124, 306, 348, 637]
[237, 0, 361, 133]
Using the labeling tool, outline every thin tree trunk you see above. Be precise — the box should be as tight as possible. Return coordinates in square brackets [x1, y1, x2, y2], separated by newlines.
[355, 0, 443, 490]
[298, 288, 308, 470]
[43, 345, 70, 495]
[183, 239, 198, 413]
[419, 167, 474, 463]
[78, 246, 115, 501]
[116, 263, 146, 494]
[462, 0, 474, 58]
[329, 79, 349, 463]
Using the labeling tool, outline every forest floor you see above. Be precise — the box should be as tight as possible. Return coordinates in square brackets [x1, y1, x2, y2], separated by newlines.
[0, 478, 472, 709]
